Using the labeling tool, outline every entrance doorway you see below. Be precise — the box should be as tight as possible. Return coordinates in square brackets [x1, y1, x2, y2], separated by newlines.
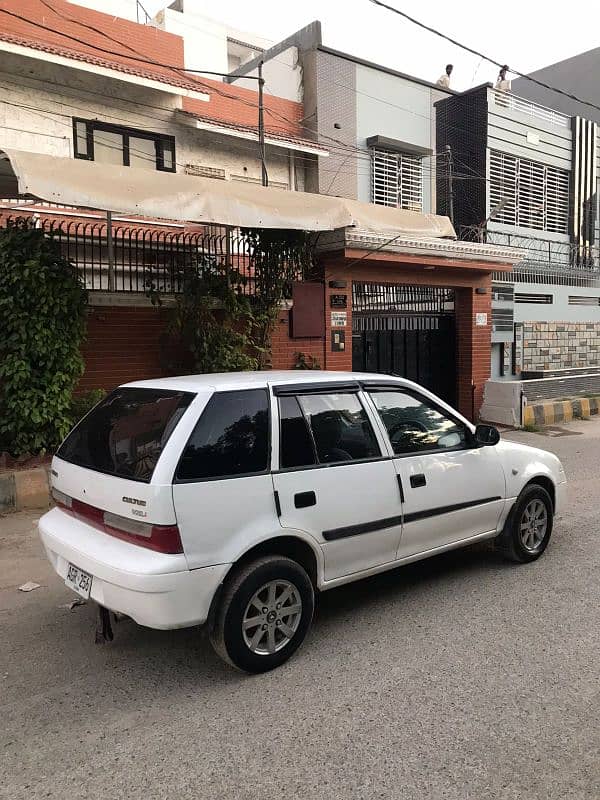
[352, 282, 457, 404]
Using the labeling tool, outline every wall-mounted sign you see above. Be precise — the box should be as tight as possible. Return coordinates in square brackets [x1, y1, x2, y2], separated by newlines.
[331, 311, 347, 327]
[476, 312, 488, 327]
[330, 294, 347, 309]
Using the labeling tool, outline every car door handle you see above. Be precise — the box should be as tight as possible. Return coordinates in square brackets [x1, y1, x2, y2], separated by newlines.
[410, 473, 427, 488]
[294, 491, 316, 508]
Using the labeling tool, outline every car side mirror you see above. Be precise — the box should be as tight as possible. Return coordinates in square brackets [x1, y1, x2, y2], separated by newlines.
[474, 424, 500, 446]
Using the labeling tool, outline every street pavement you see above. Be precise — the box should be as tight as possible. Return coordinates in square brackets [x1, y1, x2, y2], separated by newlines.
[1, 419, 599, 799]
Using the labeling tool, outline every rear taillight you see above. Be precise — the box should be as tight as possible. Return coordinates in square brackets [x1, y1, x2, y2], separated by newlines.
[51, 489, 183, 554]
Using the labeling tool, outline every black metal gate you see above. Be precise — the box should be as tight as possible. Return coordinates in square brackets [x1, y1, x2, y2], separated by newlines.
[352, 282, 456, 404]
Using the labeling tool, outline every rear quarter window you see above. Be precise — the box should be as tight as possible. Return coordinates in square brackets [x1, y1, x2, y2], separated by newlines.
[176, 389, 269, 481]
[57, 388, 193, 483]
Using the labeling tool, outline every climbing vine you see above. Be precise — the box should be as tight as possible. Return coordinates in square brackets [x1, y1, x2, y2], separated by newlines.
[243, 228, 316, 368]
[152, 229, 317, 374]
[0, 224, 88, 456]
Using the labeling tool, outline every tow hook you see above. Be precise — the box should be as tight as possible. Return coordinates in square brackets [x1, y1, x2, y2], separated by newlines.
[95, 604, 114, 644]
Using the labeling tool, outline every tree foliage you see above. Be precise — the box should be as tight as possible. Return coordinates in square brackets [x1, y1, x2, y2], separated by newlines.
[155, 260, 260, 375]
[0, 225, 88, 456]
[152, 229, 316, 374]
[243, 228, 316, 368]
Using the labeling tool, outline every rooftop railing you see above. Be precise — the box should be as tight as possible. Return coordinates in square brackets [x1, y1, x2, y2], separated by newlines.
[491, 89, 570, 128]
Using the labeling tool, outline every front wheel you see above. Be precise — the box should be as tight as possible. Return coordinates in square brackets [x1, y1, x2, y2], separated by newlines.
[210, 555, 315, 673]
[496, 484, 554, 563]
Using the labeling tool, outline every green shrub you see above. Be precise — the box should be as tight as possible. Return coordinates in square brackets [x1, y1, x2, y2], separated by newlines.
[0, 225, 87, 456]
[293, 351, 321, 369]
[69, 389, 106, 428]
[165, 262, 260, 374]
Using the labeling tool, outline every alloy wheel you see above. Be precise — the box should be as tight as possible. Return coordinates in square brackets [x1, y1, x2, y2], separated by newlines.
[519, 499, 548, 552]
[242, 580, 303, 655]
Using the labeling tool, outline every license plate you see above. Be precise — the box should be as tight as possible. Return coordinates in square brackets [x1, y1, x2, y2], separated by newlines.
[65, 563, 93, 599]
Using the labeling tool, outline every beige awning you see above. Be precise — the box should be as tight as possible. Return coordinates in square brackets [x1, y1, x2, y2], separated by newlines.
[0, 148, 455, 237]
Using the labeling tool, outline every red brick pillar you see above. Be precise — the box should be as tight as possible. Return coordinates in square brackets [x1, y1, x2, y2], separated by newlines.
[455, 284, 492, 421]
[323, 261, 352, 372]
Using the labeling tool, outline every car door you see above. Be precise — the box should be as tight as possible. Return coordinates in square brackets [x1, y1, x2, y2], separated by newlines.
[271, 384, 404, 582]
[172, 388, 278, 568]
[365, 387, 506, 558]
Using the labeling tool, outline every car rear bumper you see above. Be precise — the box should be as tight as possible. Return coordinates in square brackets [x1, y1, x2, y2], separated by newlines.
[39, 508, 231, 629]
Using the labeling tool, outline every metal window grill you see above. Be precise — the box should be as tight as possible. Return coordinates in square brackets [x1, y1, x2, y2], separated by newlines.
[489, 150, 569, 234]
[371, 149, 423, 211]
[568, 295, 600, 306]
[352, 282, 454, 315]
[514, 292, 554, 304]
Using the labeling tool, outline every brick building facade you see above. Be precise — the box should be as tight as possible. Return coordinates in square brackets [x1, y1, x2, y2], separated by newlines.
[75, 235, 518, 422]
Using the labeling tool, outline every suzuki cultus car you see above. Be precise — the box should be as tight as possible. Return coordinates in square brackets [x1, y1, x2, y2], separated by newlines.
[40, 372, 566, 672]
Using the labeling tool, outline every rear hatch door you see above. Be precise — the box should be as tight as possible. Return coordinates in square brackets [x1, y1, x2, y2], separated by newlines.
[52, 386, 196, 524]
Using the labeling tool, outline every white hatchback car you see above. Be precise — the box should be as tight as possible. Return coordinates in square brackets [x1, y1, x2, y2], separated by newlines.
[40, 371, 566, 672]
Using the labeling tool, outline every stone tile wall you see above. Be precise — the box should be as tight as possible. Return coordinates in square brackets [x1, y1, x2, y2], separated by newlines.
[521, 322, 600, 371]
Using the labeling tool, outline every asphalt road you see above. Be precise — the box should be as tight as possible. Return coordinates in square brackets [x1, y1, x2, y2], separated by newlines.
[1, 420, 599, 800]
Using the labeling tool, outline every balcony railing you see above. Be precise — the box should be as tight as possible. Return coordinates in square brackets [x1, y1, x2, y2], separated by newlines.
[484, 230, 600, 286]
[491, 89, 570, 129]
[0, 213, 312, 296]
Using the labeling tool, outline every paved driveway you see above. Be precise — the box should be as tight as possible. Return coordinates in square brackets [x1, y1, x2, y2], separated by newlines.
[1, 420, 598, 799]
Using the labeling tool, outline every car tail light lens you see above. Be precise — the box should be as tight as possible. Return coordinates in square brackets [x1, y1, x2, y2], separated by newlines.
[52, 488, 72, 509]
[51, 490, 183, 554]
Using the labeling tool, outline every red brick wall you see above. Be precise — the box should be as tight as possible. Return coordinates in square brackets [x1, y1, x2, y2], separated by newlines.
[323, 264, 352, 372]
[80, 305, 326, 389]
[78, 306, 171, 392]
[455, 287, 492, 421]
[78, 254, 494, 422]
[270, 309, 325, 370]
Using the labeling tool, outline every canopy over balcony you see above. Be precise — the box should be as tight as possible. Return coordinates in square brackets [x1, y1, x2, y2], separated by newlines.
[0, 148, 456, 237]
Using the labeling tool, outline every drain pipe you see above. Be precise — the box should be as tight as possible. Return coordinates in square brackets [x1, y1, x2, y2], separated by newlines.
[520, 388, 525, 427]
[471, 381, 476, 422]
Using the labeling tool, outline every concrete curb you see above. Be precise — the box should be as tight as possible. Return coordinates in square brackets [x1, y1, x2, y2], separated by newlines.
[523, 396, 600, 427]
[0, 467, 50, 513]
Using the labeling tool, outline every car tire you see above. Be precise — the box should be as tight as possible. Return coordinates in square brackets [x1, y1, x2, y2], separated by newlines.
[496, 484, 554, 563]
[209, 555, 315, 673]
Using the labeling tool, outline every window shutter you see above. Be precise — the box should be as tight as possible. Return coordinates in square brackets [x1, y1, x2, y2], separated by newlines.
[489, 150, 569, 234]
[371, 149, 423, 211]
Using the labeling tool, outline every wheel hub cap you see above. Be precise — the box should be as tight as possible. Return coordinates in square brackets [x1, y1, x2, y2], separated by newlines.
[242, 579, 302, 656]
[519, 499, 548, 552]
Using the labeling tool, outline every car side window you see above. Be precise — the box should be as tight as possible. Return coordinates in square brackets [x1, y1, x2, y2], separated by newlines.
[369, 391, 467, 456]
[296, 393, 380, 465]
[176, 389, 269, 481]
[279, 396, 317, 469]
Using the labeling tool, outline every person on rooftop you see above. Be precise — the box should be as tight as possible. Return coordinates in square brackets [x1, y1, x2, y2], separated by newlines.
[437, 64, 453, 89]
[495, 64, 511, 92]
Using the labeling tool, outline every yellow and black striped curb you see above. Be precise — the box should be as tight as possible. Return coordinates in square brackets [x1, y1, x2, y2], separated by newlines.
[523, 396, 600, 427]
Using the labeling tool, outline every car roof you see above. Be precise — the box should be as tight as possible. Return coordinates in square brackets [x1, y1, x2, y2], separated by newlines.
[123, 370, 410, 393]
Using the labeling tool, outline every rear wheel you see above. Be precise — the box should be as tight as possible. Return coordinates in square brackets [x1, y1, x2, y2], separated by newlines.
[210, 555, 314, 673]
[496, 484, 553, 563]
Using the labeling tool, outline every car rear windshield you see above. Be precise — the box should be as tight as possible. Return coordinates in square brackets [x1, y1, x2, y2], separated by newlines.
[57, 388, 194, 483]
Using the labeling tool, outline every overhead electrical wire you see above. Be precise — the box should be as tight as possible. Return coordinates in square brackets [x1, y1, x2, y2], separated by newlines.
[0, 72, 467, 183]
[0, 3, 525, 173]
[0, 6, 378, 166]
[8, 2, 600, 157]
[0, 90, 410, 184]
[3, 1, 586, 210]
[368, 0, 600, 117]
[0, 3, 526, 180]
